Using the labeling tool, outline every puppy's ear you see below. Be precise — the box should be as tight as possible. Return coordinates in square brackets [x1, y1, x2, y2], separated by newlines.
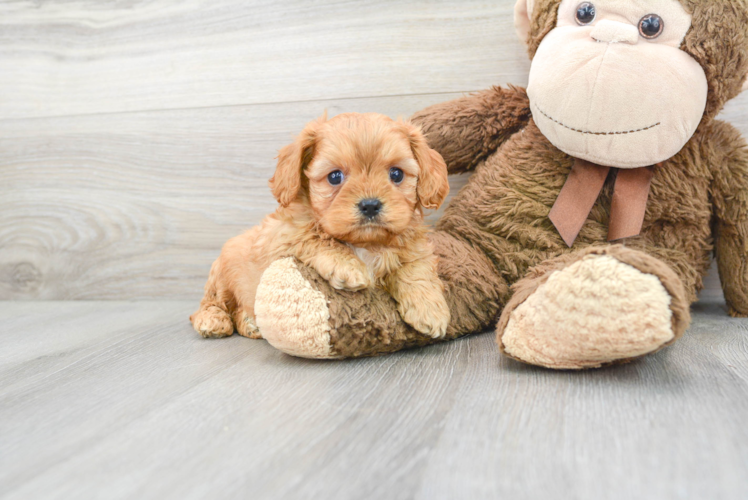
[400, 121, 449, 210]
[270, 113, 326, 207]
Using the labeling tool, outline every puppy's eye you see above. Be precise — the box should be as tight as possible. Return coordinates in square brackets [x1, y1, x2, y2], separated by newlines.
[575, 2, 596, 25]
[327, 170, 344, 186]
[389, 167, 404, 184]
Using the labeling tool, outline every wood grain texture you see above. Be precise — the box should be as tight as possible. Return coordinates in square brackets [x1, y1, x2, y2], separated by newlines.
[0, 95, 472, 300]
[0, 0, 746, 301]
[1, 300, 746, 499]
[0, 0, 528, 119]
[2, 3, 747, 499]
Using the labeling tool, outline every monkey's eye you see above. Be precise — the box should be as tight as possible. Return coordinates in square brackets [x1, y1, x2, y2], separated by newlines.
[639, 14, 664, 39]
[575, 2, 596, 25]
[389, 167, 404, 184]
[327, 170, 344, 186]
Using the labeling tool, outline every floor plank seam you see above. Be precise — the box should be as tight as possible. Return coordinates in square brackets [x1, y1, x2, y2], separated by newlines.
[0, 90, 486, 124]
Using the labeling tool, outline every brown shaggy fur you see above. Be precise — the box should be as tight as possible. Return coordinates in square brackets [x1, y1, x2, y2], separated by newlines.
[191, 113, 451, 340]
[272, 0, 748, 361]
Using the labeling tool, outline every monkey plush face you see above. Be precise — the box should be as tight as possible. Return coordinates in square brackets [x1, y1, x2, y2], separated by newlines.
[519, 0, 709, 168]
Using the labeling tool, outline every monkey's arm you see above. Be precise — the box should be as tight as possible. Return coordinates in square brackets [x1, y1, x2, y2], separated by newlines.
[410, 86, 532, 175]
[711, 122, 748, 316]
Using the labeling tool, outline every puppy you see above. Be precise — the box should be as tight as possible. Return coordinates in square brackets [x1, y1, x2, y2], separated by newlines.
[190, 112, 451, 340]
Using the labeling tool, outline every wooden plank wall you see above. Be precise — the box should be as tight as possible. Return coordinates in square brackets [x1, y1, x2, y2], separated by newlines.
[1, 0, 745, 300]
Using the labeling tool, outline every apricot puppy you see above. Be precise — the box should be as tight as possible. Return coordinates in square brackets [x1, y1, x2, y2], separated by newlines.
[190, 112, 451, 340]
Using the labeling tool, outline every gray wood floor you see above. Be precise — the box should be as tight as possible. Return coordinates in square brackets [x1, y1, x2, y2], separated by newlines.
[2, 1, 748, 498]
[1, 299, 747, 500]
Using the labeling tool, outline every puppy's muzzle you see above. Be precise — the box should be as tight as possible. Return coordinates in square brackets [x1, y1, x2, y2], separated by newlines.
[358, 198, 382, 219]
[358, 198, 383, 219]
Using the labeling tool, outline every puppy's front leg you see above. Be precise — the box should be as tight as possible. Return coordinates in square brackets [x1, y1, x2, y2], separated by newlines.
[294, 237, 372, 291]
[386, 256, 450, 339]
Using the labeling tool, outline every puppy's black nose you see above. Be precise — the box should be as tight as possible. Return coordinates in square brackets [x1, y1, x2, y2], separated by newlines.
[358, 198, 382, 219]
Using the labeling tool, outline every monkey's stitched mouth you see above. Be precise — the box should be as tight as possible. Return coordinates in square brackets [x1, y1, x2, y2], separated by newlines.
[532, 103, 661, 136]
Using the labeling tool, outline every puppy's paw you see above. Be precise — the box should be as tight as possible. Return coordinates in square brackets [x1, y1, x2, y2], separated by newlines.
[190, 306, 234, 339]
[398, 291, 450, 339]
[236, 310, 262, 339]
[326, 262, 372, 291]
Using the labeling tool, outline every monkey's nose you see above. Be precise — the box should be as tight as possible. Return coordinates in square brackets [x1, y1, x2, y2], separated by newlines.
[358, 199, 383, 219]
[591, 20, 639, 45]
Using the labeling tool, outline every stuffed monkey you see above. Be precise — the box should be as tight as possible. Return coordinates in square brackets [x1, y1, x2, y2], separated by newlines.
[253, 0, 748, 369]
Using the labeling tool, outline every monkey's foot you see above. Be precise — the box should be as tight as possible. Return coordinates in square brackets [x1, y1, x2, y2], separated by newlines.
[255, 258, 338, 358]
[254, 258, 452, 359]
[496, 246, 691, 369]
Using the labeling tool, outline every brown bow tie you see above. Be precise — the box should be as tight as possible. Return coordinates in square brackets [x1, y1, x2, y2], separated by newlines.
[549, 158, 656, 247]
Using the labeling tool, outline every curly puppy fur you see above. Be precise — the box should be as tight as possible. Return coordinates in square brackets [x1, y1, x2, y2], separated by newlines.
[190, 113, 451, 340]
[257, 0, 748, 363]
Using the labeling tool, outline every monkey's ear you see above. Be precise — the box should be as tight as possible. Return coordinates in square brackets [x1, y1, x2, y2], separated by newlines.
[514, 0, 535, 46]
[400, 122, 449, 210]
[270, 112, 326, 207]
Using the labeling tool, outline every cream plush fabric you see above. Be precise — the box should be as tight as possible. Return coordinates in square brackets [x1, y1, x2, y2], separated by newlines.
[502, 254, 674, 369]
[514, 0, 536, 41]
[523, 0, 708, 168]
[255, 258, 337, 359]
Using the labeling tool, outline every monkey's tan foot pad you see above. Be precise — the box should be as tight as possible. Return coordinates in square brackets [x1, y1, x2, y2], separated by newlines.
[255, 257, 452, 359]
[496, 246, 691, 370]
